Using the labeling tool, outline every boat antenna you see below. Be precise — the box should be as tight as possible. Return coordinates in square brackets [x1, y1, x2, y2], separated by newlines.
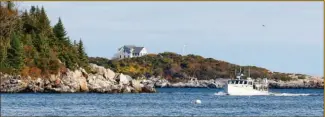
[239, 67, 242, 80]
[248, 67, 250, 77]
[234, 68, 237, 79]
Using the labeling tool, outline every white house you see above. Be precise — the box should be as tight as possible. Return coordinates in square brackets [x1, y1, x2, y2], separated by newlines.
[115, 45, 148, 59]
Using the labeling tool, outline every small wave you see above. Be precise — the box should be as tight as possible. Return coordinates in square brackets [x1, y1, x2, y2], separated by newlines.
[268, 92, 316, 96]
[214, 91, 227, 96]
[213, 92, 319, 96]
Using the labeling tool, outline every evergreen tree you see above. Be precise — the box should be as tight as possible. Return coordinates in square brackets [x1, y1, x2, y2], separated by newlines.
[53, 18, 68, 43]
[21, 10, 29, 23]
[35, 6, 40, 17]
[7, 33, 24, 71]
[30, 6, 36, 15]
[1, 3, 90, 76]
[78, 39, 89, 68]
[39, 6, 51, 35]
[6, 1, 14, 10]
[73, 40, 77, 46]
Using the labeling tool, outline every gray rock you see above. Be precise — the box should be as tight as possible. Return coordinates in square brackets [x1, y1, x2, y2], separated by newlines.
[117, 73, 132, 85]
[89, 63, 115, 80]
[0, 64, 157, 93]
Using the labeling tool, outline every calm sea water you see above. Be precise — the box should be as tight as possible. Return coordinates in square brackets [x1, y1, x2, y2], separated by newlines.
[1, 88, 323, 116]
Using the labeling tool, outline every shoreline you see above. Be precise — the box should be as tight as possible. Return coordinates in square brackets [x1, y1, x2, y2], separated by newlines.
[1, 88, 323, 94]
[1, 86, 323, 94]
[1, 64, 323, 93]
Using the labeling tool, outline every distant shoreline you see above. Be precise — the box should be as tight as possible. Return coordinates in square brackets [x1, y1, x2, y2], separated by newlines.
[1, 87, 323, 94]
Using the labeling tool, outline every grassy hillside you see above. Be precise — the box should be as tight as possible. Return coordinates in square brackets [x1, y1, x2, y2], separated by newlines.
[89, 52, 300, 81]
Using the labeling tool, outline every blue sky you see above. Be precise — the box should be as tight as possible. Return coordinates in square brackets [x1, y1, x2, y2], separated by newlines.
[19, 2, 323, 76]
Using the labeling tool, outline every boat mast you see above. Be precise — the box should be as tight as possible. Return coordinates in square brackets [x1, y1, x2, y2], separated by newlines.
[234, 68, 237, 79]
[239, 67, 241, 80]
[248, 67, 250, 78]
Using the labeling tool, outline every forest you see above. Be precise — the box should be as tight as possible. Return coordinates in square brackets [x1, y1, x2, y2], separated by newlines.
[0, 2, 89, 78]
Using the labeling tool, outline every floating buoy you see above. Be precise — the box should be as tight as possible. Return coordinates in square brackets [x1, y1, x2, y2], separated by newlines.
[194, 99, 201, 104]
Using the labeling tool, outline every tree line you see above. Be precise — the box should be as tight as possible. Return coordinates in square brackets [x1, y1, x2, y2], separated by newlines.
[0, 2, 89, 78]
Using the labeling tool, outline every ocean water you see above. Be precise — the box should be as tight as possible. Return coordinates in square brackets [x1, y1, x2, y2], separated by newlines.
[1, 88, 323, 116]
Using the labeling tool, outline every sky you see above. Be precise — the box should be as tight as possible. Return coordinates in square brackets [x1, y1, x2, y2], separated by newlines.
[18, 2, 323, 76]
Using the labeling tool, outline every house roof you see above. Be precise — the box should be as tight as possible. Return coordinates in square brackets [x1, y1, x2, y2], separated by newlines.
[120, 45, 144, 53]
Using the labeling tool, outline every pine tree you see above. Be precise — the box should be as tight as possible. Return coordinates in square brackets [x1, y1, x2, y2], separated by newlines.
[1, 3, 91, 75]
[21, 10, 29, 23]
[6, 1, 14, 10]
[53, 18, 68, 43]
[7, 33, 24, 71]
[30, 6, 36, 15]
[39, 6, 51, 35]
[35, 6, 40, 17]
[73, 40, 77, 46]
[53, 18, 68, 66]
[78, 39, 89, 68]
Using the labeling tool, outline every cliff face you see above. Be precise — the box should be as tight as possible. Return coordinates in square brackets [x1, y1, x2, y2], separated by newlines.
[0, 64, 156, 93]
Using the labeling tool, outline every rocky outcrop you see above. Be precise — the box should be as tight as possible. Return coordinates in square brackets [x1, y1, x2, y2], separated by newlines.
[150, 77, 228, 88]
[268, 78, 324, 89]
[0, 64, 156, 93]
[1, 65, 323, 92]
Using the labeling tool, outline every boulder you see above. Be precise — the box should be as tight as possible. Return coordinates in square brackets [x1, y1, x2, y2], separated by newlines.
[87, 74, 114, 93]
[79, 77, 89, 92]
[141, 85, 156, 93]
[89, 63, 115, 80]
[131, 80, 142, 92]
[0, 75, 28, 93]
[117, 73, 132, 85]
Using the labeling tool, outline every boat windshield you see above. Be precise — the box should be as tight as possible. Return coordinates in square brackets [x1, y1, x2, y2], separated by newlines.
[229, 80, 251, 85]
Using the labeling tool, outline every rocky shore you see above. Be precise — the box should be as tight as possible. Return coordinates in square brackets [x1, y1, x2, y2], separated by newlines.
[1, 64, 323, 93]
[0, 64, 156, 93]
[149, 77, 323, 89]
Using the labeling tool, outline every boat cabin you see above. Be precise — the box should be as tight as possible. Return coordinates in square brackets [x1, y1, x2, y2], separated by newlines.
[227, 79, 268, 91]
[228, 80, 253, 85]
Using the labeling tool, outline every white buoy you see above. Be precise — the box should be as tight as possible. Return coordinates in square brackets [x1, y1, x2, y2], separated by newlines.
[194, 99, 201, 104]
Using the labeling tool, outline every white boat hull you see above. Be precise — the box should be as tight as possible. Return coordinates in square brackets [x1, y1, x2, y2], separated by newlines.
[225, 84, 269, 96]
